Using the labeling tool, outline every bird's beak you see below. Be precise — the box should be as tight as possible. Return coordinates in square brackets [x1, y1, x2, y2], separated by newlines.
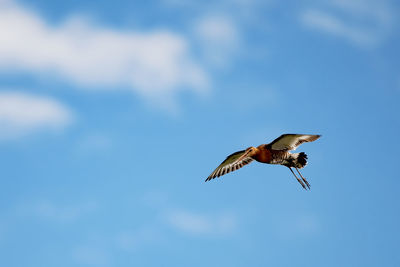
[237, 149, 255, 162]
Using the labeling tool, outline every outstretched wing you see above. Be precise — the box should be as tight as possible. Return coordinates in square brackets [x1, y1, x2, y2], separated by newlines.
[205, 150, 254, 181]
[269, 134, 321, 151]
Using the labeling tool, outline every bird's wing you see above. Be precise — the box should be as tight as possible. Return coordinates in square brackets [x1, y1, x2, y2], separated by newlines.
[205, 150, 254, 181]
[269, 134, 321, 151]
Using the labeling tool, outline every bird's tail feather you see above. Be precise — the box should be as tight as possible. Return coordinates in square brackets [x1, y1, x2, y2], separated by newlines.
[293, 152, 308, 168]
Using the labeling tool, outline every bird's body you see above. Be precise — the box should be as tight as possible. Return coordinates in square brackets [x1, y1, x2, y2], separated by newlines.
[205, 134, 321, 189]
[252, 145, 272, 163]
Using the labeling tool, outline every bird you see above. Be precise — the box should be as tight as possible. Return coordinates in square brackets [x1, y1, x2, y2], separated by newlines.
[205, 134, 321, 190]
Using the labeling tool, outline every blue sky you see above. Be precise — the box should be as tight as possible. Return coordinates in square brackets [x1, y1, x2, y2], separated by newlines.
[0, 0, 399, 266]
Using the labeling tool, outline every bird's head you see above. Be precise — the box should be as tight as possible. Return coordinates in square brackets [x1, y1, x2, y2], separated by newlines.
[245, 146, 257, 156]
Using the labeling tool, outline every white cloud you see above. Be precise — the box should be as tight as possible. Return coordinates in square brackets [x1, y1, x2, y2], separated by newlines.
[330, 0, 393, 25]
[115, 226, 164, 252]
[301, 9, 375, 46]
[0, 3, 209, 103]
[18, 199, 97, 223]
[72, 244, 110, 266]
[74, 132, 114, 157]
[0, 91, 73, 139]
[274, 213, 321, 240]
[300, 0, 395, 48]
[166, 209, 237, 236]
[161, 0, 271, 21]
[194, 15, 240, 67]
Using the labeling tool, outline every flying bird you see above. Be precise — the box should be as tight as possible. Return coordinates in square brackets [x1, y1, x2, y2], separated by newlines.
[205, 134, 321, 189]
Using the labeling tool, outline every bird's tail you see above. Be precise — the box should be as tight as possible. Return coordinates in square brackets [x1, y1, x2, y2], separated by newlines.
[292, 152, 308, 169]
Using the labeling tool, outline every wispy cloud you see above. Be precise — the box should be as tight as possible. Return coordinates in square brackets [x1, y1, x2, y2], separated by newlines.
[73, 132, 114, 157]
[163, 0, 271, 67]
[115, 226, 164, 252]
[194, 15, 241, 68]
[300, 0, 395, 48]
[72, 244, 110, 266]
[0, 91, 73, 139]
[301, 9, 375, 46]
[161, 0, 272, 21]
[166, 209, 237, 236]
[0, 2, 208, 105]
[274, 213, 321, 240]
[18, 199, 97, 223]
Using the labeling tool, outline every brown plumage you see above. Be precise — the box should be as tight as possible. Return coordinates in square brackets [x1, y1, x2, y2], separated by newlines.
[205, 134, 321, 190]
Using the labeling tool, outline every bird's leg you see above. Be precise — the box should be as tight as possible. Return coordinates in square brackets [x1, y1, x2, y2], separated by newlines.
[288, 167, 307, 190]
[295, 167, 310, 189]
